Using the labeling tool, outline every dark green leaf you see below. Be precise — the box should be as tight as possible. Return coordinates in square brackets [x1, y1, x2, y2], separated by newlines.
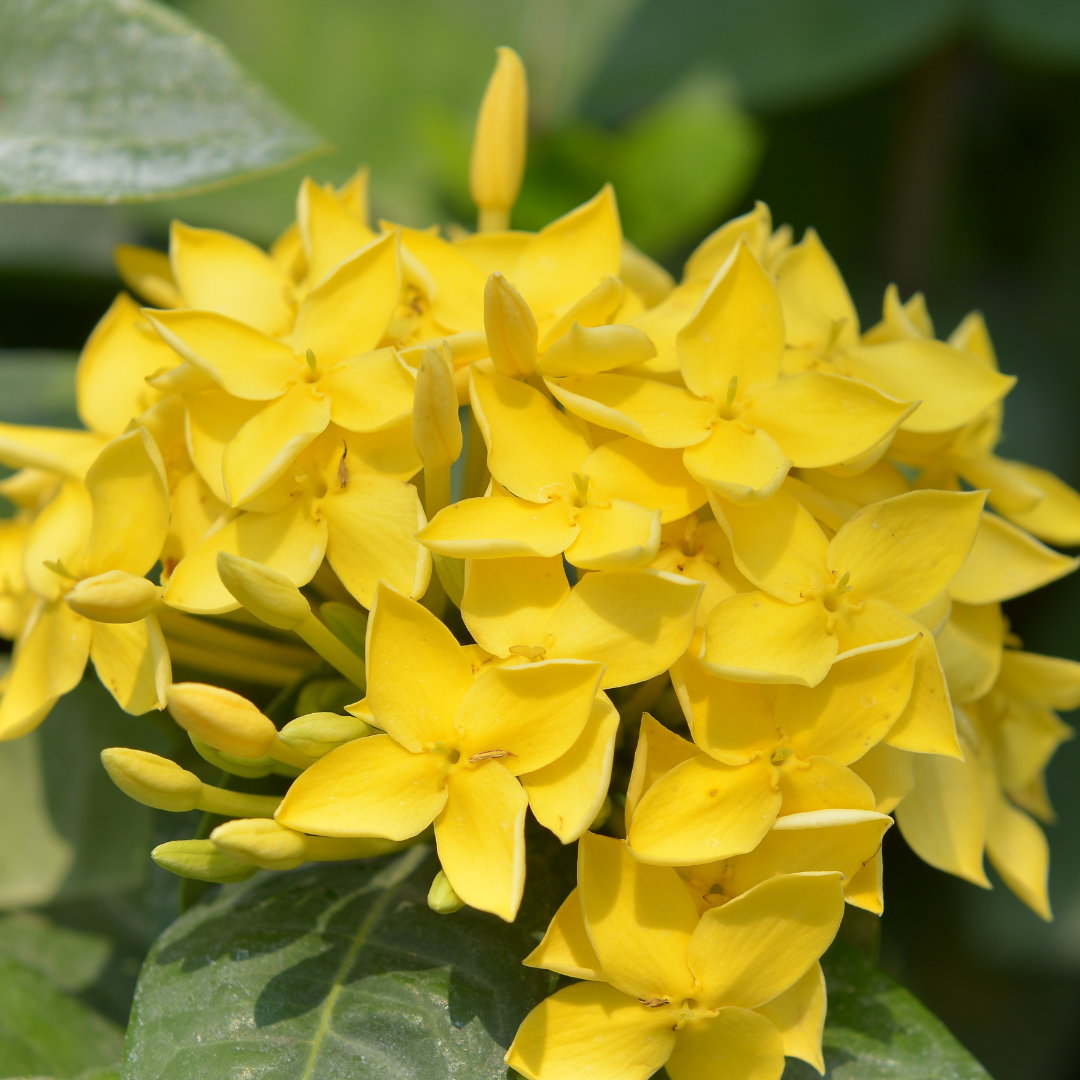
[125, 836, 576, 1079]
[0, 0, 330, 203]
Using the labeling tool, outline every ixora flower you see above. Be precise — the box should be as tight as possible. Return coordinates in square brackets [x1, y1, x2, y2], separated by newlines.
[506, 833, 845, 1080]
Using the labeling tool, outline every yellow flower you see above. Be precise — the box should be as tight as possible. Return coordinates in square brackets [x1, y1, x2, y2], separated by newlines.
[625, 635, 916, 867]
[275, 584, 608, 920]
[506, 833, 845, 1080]
[0, 429, 171, 739]
[546, 240, 917, 504]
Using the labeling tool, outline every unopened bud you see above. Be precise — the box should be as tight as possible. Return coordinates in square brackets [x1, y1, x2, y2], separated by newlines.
[428, 870, 465, 914]
[151, 839, 256, 884]
[64, 570, 160, 623]
[189, 733, 276, 779]
[295, 678, 359, 717]
[470, 46, 528, 232]
[210, 818, 308, 872]
[217, 552, 310, 630]
[101, 748, 203, 812]
[412, 347, 463, 471]
[320, 602, 367, 658]
[167, 682, 278, 759]
[485, 273, 538, 378]
[278, 711, 372, 759]
[537, 322, 656, 378]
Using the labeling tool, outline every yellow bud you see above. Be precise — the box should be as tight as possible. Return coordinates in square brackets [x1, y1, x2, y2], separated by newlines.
[484, 273, 538, 378]
[412, 346, 463, 472]
[151, 839, 256, 883]
[470, 46, 528, 232]
[188, 733, 277, 779]
[64, 570, 160, 623]
[428, 869, 465, 914]
[216, 552, 310, 630]
[101, 748, 203, 812]
[167, 682, 279, 760]
[278, 711, 373, 759]
[210, 818, 308, 872]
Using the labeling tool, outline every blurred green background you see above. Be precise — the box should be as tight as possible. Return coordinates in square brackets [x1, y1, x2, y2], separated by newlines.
[4, 1, 1080, 1076]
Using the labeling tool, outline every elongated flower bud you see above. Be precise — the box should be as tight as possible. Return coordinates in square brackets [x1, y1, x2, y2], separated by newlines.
[485, 273, 538, 378]
[64, 570, 160, 623]
[211, 818, 308, 872]
[151, 839, 256, 884]
[470, 47, 528, 232]
[189, 733, 277, 779]
[101, 748, 203, 812]
[278, 711, 373, 759]
[216, 553, 310, 630]
[412, 347, 463, 473]
[428, 870, 465, 914]
[167, 682, 279, 760]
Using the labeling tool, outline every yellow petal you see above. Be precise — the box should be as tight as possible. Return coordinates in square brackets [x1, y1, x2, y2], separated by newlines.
[512, 187, 622, 322]
[0, 424, 108, 481]
[506, 981, 675, 1080]
[114, 244, 181, 307]
[297, 176, 377, 289]
[162, 495, 327, 615]
[540, 277, 625, 350]
[521, 692, 621, 843]
[844, 847, 884, 914]
[998, 649, 1080, 710]
[776, 755, 876, 814]
[829, 490, 986, 612]
[649, 533, 752, 628]
[145, 310, 299, 400]
[292, 231, 400, 366]
[754, 963, 826, 1074]
[776, 638, 920, 765]
[578, 831, 697, 1001]
[83, 428, 170, 577]
[321, 348, 416, 432]
[983, 772, 1051, 920]
[169, 222, 294, 336]
[538, 322, 655, 377]
[936, 602, 1004, 705]
[625, 712, 701, 824]
[683, 420, 791, 506]
[22, 481, 92, 601]
[401, 227, 487, 333]
[628, 278, 709, 374]
[470, 367, 590, 500]
[524, 888, 603, 980]
[1002, 461, 1080, 546]
[628, 753, 781, 865]
[89, 619, 161, 715]
[684, 202, 773, 284]
[565, 499, 660, 571]
[952, 451, 1042, 514]
[842, 340, 1016, 434]
[894, 733, 989, 887]
[184, 389, 264, 504]
[949, 512, 1078, 605]
[774, 229, 860, 350]
[366, 582, 474, 750]
[547, 568, 702, 689]
[848, 742, 915, 814]
[461, 555, 569, 657]
[547, 373, 713, 449]
[337, 423, 422, 482]
[319, 474, 429, 607]
[419, 494, 578, 559]
[76, 293, 173, 437]
[689, 871, 844, 1010]
[455, 658, 604, 773]
[701, 592, 835, 687]
[711, 487, 830, 603]
[275, 733, 445, 839]
[435, 761, 528, 921]
[667, 1008, 785, 1080]
[585, 438, 707, 524]
[743, 371, 913, 468]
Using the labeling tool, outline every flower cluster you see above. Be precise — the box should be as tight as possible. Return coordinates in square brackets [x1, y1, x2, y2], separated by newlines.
[1, 46, 1078, 1079]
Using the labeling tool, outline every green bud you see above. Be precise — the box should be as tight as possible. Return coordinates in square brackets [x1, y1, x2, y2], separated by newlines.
[101, 748, 203, 812]
[428, 870, 465, 914]
[151, 839, 256, 884]
[189, 733, 275, 779]
[278, 712, 372, 759]
[210, 819, 307, 871]
[295, 678, 359, 717]
[216, 552, 310, 630]
[319, 602, 367, 658]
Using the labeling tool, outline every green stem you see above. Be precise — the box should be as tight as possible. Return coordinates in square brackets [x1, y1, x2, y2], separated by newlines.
[196, 786, 281, 818]
[296, 612, 367, 690]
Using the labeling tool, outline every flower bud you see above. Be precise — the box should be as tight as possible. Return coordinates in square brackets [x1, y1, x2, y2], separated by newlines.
[278, 712, 373, 759]
[101, 748, 203, 812]
[189, 733, 276, 779]
[412, 347, 463, 472]
[64, 570, 160, 623]
[428, 870, 465, 914]
[295, 678, 358, 717]
[151, 839, 256, 883]
[167, 682, 279, 759]
[216, 552, 310, 630]
[210, 818, 308, 872]
[470, 46, 528, 232]
[484, 273, 538, 378]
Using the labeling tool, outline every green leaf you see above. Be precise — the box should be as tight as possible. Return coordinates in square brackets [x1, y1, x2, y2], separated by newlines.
[0, 913, 111, 993]
[125, 837, 576, 1079]
[0, 955, 122, 1078]
[0, 0, 330, 203]
[782, 940, 991, 1079]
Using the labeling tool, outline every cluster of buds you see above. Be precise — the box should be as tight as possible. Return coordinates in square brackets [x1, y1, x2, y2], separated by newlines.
[0, 47, 1076, 1080]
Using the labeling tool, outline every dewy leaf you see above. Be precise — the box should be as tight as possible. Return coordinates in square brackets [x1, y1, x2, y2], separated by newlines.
[125, 834, 576, 1079]
[0, 0, 330, 203]
[780, 941, 991, 1079]
[0, 955, 122, 1077]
